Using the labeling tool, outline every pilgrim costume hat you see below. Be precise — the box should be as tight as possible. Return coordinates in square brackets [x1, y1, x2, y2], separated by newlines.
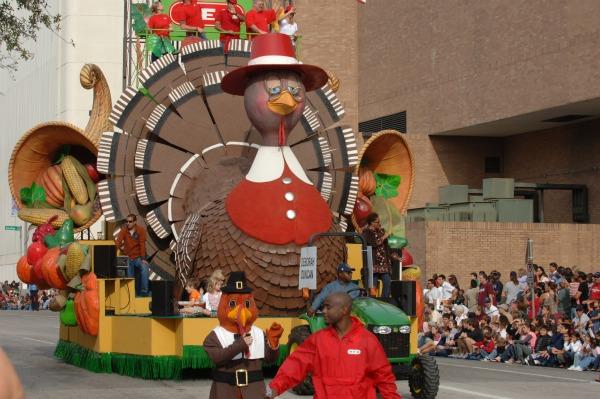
[220, 33, 328, 96]
[221, 271, 253, 294]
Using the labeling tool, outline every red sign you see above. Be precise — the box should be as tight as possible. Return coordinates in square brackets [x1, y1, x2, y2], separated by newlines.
[169, 1, 245, 27]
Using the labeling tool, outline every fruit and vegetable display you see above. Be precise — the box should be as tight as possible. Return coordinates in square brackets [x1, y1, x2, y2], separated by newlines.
[17, 152, 100, 230]
[353, 130, 415, 259]
[16, 216, 99, 336]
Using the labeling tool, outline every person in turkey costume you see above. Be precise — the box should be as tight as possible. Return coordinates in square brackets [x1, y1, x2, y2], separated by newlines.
[203, 272, 283, 399]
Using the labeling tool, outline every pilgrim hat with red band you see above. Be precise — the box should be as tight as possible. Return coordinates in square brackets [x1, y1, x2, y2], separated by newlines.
[221, 33, 328, 96]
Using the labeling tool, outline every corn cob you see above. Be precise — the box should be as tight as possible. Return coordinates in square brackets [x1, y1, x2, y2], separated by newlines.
[18, 208, 69, 227]
[61, 156, 88, 205]
[69, 156, 97, 201]
[65, 243, 86, 280]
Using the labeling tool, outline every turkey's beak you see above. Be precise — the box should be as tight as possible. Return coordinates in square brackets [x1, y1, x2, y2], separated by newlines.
[228, 305, 252, 329]
[268, 91, 298, 116]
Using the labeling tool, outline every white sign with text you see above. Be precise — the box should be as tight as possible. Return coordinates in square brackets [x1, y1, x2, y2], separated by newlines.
[299, 246, 317, 290]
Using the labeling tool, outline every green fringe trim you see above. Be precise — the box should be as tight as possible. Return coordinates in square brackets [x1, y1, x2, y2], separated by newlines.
[181, 345, 215, 369]
[54, 340, 291, 380]
[54, 340, 112, 373]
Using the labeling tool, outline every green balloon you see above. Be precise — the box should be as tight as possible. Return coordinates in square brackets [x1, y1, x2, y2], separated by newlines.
[388, 235, 408, 249]
[60, 298, 77, 326]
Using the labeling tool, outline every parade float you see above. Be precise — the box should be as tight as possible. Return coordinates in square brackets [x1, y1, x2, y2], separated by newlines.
[8, 29, 437, 399]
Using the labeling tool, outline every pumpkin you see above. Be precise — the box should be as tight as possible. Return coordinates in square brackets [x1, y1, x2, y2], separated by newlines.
[35, 165, 64, 208]
[39, 247, 68, 290]
[16, 256, 34, 284]
[60, 298, 77, 326]
[358, 166, 376, 197]
[75, 272, 99, 336]
[31, 258, 51, 290]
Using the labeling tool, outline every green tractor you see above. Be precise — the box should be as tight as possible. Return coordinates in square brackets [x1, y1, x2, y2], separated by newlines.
[290, 233, 440, 398]
[287, 294, 440, 398]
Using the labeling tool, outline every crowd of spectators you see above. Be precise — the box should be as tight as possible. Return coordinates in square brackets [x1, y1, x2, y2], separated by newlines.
[418, 265, 600, 374]
[0, 280, 56, 311]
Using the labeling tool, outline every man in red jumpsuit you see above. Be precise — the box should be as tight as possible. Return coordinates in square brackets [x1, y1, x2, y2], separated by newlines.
[266, 292, 402, 399]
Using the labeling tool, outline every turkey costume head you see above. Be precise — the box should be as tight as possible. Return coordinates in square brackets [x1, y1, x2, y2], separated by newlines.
[221, 33, 328, 146]
[217, 271, 259, 335]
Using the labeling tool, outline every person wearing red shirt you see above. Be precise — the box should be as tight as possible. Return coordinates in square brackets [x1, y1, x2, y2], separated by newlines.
[477, 272, 496, 306]
[246, 0, 276, 38]
[147, 2, 174, 61]
[214, 0, 245, 62]
[266, 292, 401, 399]
[590, 272, 600, 301]
[178, 0, 205, 45]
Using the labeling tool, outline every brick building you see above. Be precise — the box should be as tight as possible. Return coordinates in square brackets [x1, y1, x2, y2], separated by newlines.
[297, 0, 600, 279]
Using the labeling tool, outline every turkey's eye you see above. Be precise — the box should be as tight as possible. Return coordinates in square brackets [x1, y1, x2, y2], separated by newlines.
[229, 300, 236, 308]
[264, 75, 282, 97]
[245, 300, 251, 308]
[268, 86, 282, 96]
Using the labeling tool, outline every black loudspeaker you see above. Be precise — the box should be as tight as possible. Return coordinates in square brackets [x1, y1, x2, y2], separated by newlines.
[150, 280, 174, 316]
[391, 259, 402, 281]
[93, 245, 116, 278]
[391, 280, 416, 316]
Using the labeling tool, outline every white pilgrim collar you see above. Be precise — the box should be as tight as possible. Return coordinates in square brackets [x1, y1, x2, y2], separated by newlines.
[245, 146, 313, 184]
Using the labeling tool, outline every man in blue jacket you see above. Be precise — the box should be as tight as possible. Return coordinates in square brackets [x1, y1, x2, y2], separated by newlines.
[307, 263, 360, 316]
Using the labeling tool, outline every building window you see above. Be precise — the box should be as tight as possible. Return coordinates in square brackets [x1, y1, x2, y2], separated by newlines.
[359, 111, 406, 138]
[485, 156, 502, 174]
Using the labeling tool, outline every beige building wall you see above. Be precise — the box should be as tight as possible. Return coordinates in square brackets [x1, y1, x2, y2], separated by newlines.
[296, 0, 359, 133]
[357, 1, 600, 214]
[407, 221, 599, 288]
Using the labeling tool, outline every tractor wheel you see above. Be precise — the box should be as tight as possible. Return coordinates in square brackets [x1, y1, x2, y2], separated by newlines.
[408, 355, 440, 399]
[287, 325, 314, 395]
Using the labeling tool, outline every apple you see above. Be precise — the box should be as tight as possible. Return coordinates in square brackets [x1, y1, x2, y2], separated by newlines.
[27, 241, 48, 266]
[31, 258, 50, 289]
[353, 196, 372, 224]
[84, 163, 100, 183]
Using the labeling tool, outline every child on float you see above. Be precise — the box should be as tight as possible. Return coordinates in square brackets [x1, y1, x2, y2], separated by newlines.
[179, 279, 208, 315]
[202, 269, 225, 316]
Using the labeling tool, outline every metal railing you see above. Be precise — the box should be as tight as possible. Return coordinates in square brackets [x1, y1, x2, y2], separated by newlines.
[123, 3, 302, 89]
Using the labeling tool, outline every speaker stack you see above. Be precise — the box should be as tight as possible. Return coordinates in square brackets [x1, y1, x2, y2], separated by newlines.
[92, 244, 117, 278]
[390, 280, 417, 316]
[150, 280, 175, 316]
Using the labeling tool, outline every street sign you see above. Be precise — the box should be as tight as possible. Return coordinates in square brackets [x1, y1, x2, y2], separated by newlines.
[298, 246, 317, 290]
[5, 225, 21, 231]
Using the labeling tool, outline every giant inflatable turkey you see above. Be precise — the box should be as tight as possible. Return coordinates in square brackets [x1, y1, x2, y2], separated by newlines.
[97, 33, 359, 315]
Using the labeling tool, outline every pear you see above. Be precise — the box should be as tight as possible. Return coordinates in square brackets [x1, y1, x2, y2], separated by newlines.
[70, 201, 93, 227]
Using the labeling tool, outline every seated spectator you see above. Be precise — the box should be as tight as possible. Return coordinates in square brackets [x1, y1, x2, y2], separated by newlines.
[500, 322, 536, 364]
[483, 298, 499, 322]
[454, 319, 483, 357]
[470, 326, 495, 360]
[539, 323, 567, 367]
[560, 332, 582, 368]
[573, 305, 590, 334]
[526, 324, 552, 365]
[203, 269, 225, 316]
[569, 333, 596, 371]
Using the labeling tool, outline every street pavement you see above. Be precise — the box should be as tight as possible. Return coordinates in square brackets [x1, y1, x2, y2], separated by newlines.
[1, 311, 599, 398]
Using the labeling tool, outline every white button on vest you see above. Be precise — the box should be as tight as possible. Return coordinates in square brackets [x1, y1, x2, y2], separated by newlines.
[284, 192, 294, 201]
[282, 177, 292, 184]
[286, 210, 296, 219]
